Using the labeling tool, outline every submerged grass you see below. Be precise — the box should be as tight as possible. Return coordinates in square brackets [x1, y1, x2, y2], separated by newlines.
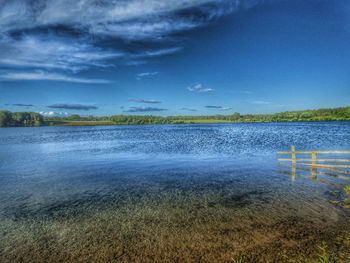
[1, 173, 349, 262]
[232, 243, 337, 263]
[345, 186, 350, 196]
[232, 256, 246, 263]
[1, 191, 350, 262]
[316, 242, 332, 263]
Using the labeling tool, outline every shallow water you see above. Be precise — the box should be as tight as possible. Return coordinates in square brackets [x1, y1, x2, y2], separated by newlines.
[0, 122, 350, 262]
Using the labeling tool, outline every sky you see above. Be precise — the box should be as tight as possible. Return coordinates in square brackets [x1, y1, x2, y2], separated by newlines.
[0, 0, 349, 116]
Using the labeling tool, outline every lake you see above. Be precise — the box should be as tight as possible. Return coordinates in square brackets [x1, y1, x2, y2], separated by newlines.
[1, 122, 350, 262]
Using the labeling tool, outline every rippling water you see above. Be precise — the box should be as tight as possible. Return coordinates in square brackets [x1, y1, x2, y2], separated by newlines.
[0, 122, 350, 262]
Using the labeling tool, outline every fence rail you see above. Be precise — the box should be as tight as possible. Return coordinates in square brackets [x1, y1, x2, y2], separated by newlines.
[277, 145, 350, 175]
[277, 150, 350, 155]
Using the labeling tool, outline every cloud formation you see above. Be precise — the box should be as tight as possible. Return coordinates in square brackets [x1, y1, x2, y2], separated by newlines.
[0, 71, 110, 84]
[0, 1, 237, 35]
[0, 1, 268, 83]
[188, 83, 214, 92]
[136, 71, 158, 80]
[0, 34, 121, 72]
[12, 103, 34, 107]
[47, 104, 98, 111]
[39, 111, 69, 117]
[128, 98, 162, 104]
[124, 106, 167, 112]
[205, 105, 232, 110]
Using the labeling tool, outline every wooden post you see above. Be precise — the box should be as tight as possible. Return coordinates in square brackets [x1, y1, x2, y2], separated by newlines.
[291, 145, 296, 165]
[291, 163, 296, 182]
[312, 151, 317, 165]
[311, 151, 317, 178]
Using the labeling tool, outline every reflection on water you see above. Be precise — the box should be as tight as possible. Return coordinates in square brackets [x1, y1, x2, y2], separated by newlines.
[0, 122, 350, 262]
[279, 159, 350, 210]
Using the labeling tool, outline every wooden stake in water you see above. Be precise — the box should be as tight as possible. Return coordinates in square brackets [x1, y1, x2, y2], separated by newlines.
[291, 145, 296, 165]
[312, 151, 317, 178]
[312, 151, 317, 165]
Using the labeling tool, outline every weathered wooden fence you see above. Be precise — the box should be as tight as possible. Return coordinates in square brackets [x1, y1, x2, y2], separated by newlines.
[277, 145, 350, 176]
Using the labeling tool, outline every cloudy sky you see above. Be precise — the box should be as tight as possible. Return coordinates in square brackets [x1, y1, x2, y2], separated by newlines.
[0, 0, 349, 116]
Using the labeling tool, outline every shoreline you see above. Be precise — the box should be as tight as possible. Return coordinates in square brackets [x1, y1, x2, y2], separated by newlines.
[50, 119, 350, 127]
[1, 119, 350, 128]
[2, 106, 349, 128]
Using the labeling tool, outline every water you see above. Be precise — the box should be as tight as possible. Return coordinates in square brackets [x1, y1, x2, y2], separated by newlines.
[0, 122, 350, 262]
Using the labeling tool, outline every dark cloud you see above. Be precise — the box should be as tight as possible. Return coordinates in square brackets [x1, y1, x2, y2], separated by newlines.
[205, 105, 222, 109]
[12, 103, 34, 107]
[123, 107, 167, 113]
[47, 103, 98, 110]
[128, 98, 162, 104]
[180, 107, 197, 112]
[205, 105, 232, 110]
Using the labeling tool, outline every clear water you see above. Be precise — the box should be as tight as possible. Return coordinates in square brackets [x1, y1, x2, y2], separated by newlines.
[0, 122, 350, 262]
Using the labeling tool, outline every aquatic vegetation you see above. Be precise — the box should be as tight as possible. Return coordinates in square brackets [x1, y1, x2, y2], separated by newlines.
[232, 256, 245, 263]
[330, 200, 341, 206]
[1, 185, 349, 262]
[344, 186, 350, 195]
[316, 242, 332, 263]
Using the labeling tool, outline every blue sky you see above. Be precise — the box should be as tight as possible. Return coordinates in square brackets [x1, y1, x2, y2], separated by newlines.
[0, 0, 349, 116]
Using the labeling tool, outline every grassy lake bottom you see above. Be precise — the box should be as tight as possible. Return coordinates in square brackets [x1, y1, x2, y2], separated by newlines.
[0, 122, 350, 262]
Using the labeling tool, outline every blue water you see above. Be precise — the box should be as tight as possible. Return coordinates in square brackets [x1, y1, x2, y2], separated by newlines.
[1, 122, 350, 261]
[0, 122, 350, 218]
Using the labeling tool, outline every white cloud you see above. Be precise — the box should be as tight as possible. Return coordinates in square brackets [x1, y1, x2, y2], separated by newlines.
[0, 33, 183, 73]
[0, 34, 121, 72]
[135, 47, 183, 58]
[137, 72, 158, 77]
[188, 83, 214, 92]
[0, 0, 231, 33]
[39, 111, 69, 117]
[0, 0, 269, 82]
[90, 19, 199, 40]
[136, 71, 158, 80]
[0, 71, 110, 84]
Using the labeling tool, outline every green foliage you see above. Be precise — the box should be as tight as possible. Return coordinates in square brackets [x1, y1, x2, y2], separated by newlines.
[344, 186, 350, 195]
[1, 106, 349, 127]
[317, 242, 332, 263]
[232, 256, 245, 263]
[109, 106, 350, 125]
[0, 111, 12, 127]
[0, 111, 43, 127]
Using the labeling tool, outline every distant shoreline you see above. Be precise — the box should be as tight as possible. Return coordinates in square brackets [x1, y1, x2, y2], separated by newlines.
[1, 106, 349, 127]
[2, 120, 350, 129]
[43, 119, 350, 127]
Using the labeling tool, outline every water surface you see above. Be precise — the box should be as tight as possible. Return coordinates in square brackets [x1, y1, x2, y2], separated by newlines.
[1, 122, 350, 262]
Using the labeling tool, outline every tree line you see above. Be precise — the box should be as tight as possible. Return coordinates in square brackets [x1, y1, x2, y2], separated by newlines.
[0, 111, 44, 127]
[1, 106, 349, 127]
[108, 107, 350, 124]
